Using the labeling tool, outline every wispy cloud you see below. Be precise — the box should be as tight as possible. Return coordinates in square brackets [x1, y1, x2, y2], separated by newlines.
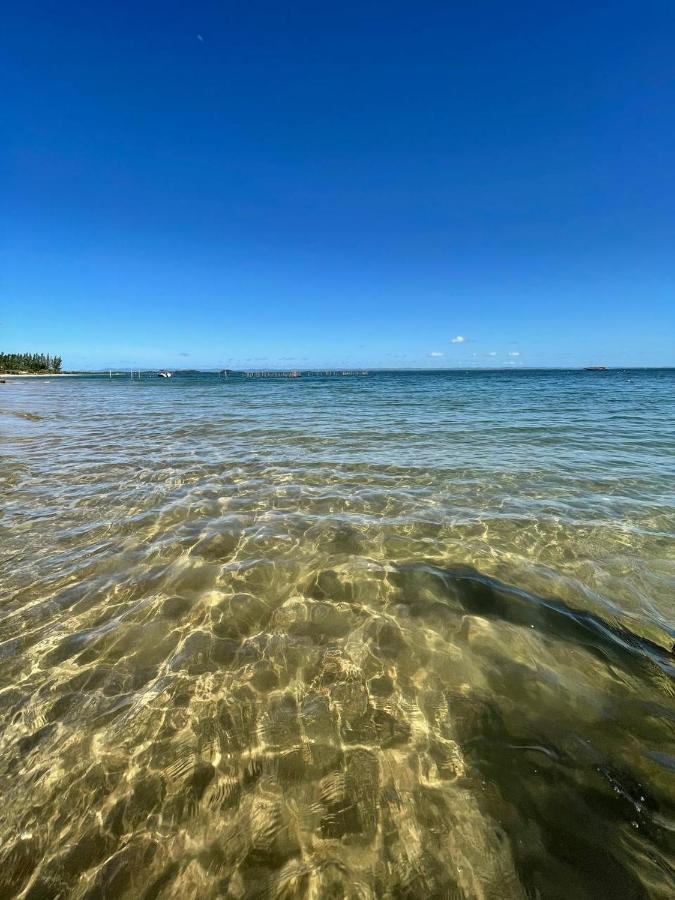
[428, 351, 444, 358]
[508, 351, 521, 357]
[450, 335, 466, 344]
[487, 351, 497, 357]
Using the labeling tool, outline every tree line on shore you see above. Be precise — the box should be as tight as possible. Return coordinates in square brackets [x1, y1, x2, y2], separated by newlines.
[0, 352, 63, 373]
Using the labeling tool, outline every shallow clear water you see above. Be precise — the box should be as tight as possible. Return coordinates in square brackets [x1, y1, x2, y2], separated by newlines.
[1, 370, 674, 899]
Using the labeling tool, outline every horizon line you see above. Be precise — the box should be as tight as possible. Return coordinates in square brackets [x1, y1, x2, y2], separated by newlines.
[62, 365, 675, 374]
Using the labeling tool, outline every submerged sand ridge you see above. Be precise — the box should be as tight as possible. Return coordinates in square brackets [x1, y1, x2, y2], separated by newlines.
[0, 559, 672, 898]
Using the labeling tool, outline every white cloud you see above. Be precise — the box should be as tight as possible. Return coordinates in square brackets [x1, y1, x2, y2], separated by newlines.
[488, 351, 497, 357]
[450, 335, 466, 344]
[508, 351, 521, 357]
[428, 351, 444, 357]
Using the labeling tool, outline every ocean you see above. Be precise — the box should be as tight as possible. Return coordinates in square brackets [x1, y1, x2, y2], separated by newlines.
[1, 369, 673, 898]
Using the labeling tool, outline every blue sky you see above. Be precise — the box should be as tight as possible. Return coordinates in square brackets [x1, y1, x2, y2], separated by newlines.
[4, 1, 675, 369]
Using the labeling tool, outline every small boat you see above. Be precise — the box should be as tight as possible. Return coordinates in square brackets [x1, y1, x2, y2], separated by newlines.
[158, 371, 173, 378]
[583, 366, 608, 372]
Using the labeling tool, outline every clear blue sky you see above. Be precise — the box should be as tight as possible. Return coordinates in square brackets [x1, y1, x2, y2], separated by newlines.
[4, 1, 675, 369]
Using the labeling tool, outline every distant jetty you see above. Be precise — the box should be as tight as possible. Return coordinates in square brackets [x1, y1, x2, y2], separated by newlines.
[220, 369, 369, 379]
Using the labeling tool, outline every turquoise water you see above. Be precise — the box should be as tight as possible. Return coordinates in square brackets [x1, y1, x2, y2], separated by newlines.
[1, 370, 674, 898]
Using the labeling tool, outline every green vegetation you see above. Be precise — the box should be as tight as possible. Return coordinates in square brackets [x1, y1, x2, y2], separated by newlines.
[0, 352, 62, 374]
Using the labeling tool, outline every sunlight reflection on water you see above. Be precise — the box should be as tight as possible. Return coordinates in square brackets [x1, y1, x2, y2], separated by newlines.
[0, 371, 673, 898]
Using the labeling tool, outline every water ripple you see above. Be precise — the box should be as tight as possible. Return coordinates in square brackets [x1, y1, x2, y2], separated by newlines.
[0, 371, 674, 898]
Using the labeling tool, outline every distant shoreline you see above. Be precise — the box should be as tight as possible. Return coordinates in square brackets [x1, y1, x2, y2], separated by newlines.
[2, 368, 674, 379]
[0, 372, 85, 378]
